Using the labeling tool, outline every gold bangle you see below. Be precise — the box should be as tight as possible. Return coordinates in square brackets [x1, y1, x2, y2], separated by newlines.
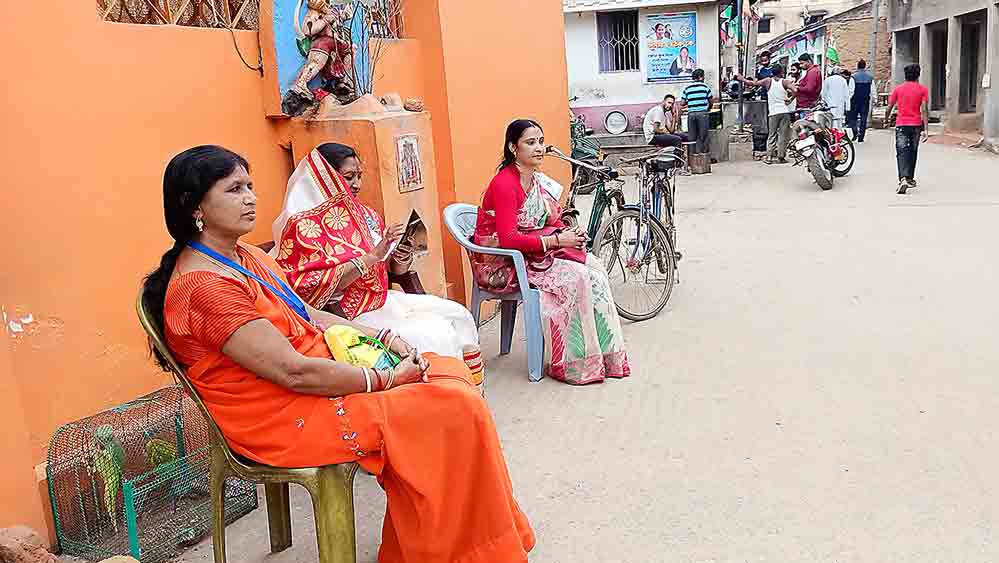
[352, 257, 369, 277]
[386, 368, 396, 390]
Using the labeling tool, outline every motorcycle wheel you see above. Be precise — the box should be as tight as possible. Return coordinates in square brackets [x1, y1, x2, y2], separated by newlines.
[830, 136, 855, 178]
[808, 152, 834, 190]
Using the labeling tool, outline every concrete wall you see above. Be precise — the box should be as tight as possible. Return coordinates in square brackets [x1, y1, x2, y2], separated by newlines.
[889, 0, 993, 31]
[566, 2, 720, 132]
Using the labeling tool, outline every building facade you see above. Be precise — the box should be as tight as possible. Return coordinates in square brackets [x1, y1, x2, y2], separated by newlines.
[758, 1, 890, 83]
[889, 0, 999, 144]
[564, 0, 722, 133]
[755, 0, 868, 42]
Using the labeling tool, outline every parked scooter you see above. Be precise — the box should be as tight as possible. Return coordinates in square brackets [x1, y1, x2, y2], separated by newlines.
[787, 102, 856, 190]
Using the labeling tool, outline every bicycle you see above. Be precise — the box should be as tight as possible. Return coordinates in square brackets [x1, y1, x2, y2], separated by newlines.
[592, 148, 684, 322]
[546, 146, 625, 251]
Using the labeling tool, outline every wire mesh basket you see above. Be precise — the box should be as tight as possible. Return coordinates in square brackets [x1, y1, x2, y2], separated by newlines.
[47, 385, 258, 562]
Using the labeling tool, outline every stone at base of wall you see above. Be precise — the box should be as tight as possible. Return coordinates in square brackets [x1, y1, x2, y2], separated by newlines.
[0, 526, 57, 563]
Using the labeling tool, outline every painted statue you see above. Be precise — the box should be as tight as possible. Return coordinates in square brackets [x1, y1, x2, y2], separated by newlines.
[282, 0, 358, 116]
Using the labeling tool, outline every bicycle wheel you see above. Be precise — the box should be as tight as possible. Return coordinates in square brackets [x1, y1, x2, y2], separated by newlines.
[592, 209, 676, 322]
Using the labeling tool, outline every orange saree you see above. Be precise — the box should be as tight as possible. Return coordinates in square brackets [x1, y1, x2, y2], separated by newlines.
[164, 244, 534, 562]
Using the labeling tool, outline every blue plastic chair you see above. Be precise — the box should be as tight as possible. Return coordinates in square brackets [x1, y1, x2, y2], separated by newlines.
[443, 203, 545, 382]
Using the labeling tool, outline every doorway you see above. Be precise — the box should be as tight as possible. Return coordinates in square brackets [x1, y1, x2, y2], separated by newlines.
[959, 15, 984, 113]
[930, 26, 947, 111]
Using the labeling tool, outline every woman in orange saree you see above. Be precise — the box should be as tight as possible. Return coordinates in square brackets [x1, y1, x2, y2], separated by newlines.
[142, 146, 534, 562]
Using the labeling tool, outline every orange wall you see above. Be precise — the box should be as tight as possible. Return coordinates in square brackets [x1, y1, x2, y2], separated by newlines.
[404, 0, 571, 301]
[0, 0, 569, 539]
[437, 0, 572, 201]
[0, 1, 292, 538]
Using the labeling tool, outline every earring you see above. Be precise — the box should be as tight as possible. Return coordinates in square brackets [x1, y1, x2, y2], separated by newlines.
[195, 217, 204, 232]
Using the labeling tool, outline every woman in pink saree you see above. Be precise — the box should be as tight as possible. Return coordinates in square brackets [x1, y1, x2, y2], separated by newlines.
[472, 120, 631, 385]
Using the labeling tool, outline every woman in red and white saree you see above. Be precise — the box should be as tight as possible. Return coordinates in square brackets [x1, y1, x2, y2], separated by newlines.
[271, 145, 477, 359]
[473, 120, 631, 385]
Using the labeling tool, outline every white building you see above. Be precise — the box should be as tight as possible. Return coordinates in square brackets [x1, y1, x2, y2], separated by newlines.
[564, 0, 723, 134]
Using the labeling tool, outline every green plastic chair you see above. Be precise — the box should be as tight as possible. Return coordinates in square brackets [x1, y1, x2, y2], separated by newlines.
[135, 292, 360, 563]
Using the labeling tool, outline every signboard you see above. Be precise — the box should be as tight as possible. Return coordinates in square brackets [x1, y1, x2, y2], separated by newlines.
[645, 12, 698, 83]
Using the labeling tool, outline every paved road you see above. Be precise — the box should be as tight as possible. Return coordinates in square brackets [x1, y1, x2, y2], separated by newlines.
[155, 131, 999, 563]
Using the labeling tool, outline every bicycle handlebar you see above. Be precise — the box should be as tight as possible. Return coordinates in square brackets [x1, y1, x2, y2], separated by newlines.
[545, 146, 620, 179]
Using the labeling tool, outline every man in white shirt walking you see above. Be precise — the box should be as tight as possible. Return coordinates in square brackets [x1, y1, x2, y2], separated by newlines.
[822, 66, 851, 127]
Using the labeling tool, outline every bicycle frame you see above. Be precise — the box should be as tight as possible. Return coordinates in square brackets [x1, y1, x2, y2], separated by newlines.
[624, 163, 675, 273]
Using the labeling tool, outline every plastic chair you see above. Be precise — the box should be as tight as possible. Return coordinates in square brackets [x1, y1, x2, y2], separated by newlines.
[135, 293, 360, 563]
[442, 203, 544, 382]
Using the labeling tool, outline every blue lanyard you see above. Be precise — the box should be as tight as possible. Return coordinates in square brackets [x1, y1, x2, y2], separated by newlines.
[188, 242, 312, 323]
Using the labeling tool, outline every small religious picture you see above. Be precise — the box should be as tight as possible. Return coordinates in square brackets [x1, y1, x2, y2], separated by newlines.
[396, 135, 424, 193]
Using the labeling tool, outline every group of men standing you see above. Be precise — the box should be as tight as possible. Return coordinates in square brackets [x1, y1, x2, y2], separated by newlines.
[642, 68, 715, 158]
[640, 52, 876, 165]
[639, 51, 929, 193]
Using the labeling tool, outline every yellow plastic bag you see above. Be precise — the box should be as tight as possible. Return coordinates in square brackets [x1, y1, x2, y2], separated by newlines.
[323, 326, 399, 370]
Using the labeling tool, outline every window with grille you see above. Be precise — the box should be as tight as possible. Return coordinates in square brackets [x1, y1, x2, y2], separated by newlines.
[97, 0, 260, 30]
[597, 10, 640, 73]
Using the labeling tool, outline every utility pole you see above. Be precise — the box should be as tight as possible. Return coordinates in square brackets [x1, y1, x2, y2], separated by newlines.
[737, 0, 745, 127]
[869, 0, 880, 72]
[868, 0, 881, 121]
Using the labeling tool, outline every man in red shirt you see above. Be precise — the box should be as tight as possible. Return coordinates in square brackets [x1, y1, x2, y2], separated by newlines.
[795, 53, 823, 110]
[886, 64, 930, 194]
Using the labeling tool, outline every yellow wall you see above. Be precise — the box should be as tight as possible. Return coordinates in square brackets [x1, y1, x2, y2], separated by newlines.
[0, 0, 569, 540]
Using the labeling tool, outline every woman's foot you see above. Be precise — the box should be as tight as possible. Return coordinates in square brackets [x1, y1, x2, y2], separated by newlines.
[463, 345, 485, 398]
[897, 179, 909, 194]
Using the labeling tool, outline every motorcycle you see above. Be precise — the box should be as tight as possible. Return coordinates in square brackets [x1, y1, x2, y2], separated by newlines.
[787, 102, 856, 190]
[569, 98, 609, 195]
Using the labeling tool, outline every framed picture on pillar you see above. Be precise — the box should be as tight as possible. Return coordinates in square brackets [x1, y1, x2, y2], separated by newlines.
[396, 135, 424, 193]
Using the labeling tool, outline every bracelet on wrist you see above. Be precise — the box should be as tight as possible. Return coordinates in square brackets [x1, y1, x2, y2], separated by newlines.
[361, 367, 372, 393]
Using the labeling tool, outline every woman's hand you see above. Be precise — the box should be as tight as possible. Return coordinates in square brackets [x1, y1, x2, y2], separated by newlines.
[388, 242, 415, 274]
[388, 333, 416, 358]
[557, 229, 587, 250]
[391, 354, 427, 387]
[372, 223, 406, 260]
[391, 241, 414, 263]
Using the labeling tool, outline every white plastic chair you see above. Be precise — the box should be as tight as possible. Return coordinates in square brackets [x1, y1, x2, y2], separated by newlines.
[443, 203, 544, 382]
